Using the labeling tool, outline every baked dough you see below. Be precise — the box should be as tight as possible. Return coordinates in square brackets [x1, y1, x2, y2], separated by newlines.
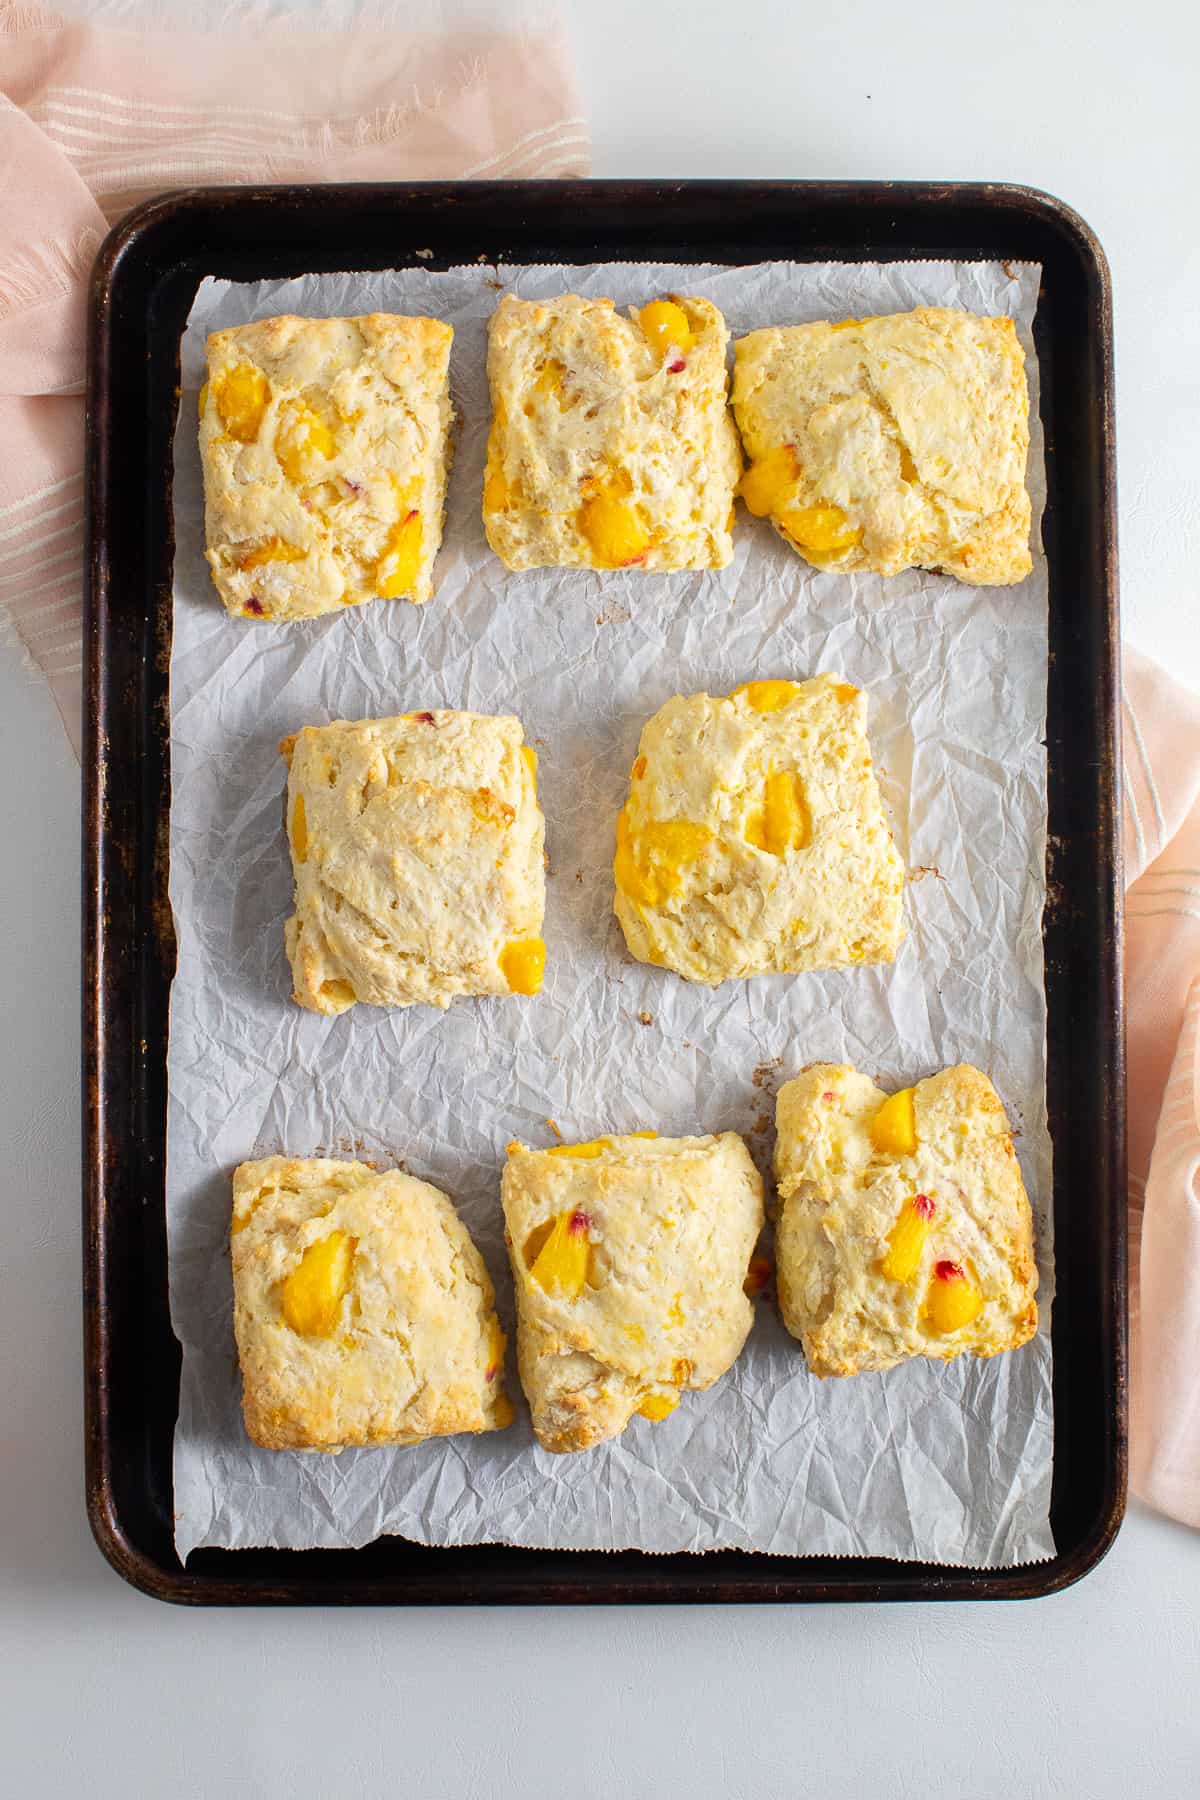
[231, 1155, 512, 1451]
[773, 1063, 1038, 1377]
[732, 307, 1032, 585]
[282, 709, 546, 1014]
[613, 674, 905, 984]
[201, 312, 453, 618]
[502, 1132, 764, 1452]
[483, 293, 741, 572]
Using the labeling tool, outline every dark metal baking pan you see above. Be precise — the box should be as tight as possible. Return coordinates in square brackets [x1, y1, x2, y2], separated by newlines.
[84, 180, 1124, 1603]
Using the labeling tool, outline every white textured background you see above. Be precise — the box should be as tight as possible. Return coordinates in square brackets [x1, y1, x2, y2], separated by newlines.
[3, 1, 1199, 1794]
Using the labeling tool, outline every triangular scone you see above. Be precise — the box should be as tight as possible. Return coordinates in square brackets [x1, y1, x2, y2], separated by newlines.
[773, 1064, 1038, 1377]
[232, 1156, 512, 1451]
[502, 1133, 764, 1453]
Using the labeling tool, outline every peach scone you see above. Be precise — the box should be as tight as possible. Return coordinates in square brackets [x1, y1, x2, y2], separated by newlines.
[201, 312, 453, 617]
[502, 1131, 764, 1452]
[773, 1064, 1039, 1377]
[232, 1155, 512, 1451]
[282, 709, 545, 1014]
[613, 674, 905, 984]
[483, 293, 741, 572]
[732, 307, 1032, 585]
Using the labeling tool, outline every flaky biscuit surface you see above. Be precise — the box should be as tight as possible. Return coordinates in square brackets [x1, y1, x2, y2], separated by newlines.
[232, 1155, 511, 1451]
[613, 674, 905, 984]
[201, 312, 452, 618]
[282, 709, 545, 1014]
[502, 1132, 764, 1452]
[483, 293, 741, 572]
[732, 307, 1032, 585]
[773, 1063, 1038, 1377]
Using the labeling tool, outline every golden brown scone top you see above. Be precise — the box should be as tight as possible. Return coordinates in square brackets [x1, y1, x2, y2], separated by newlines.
[483, 292, 741, 573]
[773, 1063, 1038, 1377]
[201, 312, 453, 618]
[231, 1155, 512, 1452]
[502, 1132, 764, 1453]
[733, 307, 1032, 585]
[613, 674, 906, 984]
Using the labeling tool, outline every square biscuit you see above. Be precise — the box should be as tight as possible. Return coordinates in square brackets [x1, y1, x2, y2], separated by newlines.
[282, 709, 546, 1014]
[232, 1156, 512, 1451]
[613, 674, 906, 985]
[773, 1063, 1039, 1378]
[483, 293, 741, 572]
[201, 312, 453, 618]
[732, 307, 1032, 586]
[502, 1131, 764, 1453]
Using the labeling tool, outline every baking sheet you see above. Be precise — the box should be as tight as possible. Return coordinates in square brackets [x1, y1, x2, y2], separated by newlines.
[168, 257, 1053, 1565]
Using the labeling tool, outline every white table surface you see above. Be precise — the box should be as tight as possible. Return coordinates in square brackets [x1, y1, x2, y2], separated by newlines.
[4, 2, 1199, 1794]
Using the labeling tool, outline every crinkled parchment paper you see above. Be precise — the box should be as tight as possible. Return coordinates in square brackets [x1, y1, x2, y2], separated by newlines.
[169, 258, 1053, 1565]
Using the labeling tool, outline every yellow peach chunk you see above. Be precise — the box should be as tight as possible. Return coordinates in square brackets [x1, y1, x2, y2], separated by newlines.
[492, 1393, 516, 1428]
[483, 459, 510, 514]
[527, 1209, 592, 1298]
[613, 809, 653, 907]
[500, 936, 546, 996]
[638, 299, 694, 359]
[290, 792, 308, 864]
[924, 1261, 984, 1334]
[485, 1318, 507, 1380]
[880, 1194, 935, 1284]
[532, 357, 566, 400]
[374, 509, 423, 599]
[472, 787, 516, 828]
[213, 363, 269, 443]
[779, 503, 862, 554]
[615, 813, 714, 908]
[521, 745, 538, 786]
[281, 1232, 356, 1337]
[631, 755, 647, 780]
[238, 536, 307, 571]
[732, 679, 800, 713]
[738, 444, 800, 517]
[275, 403, 336, 484]
[636, 1391, 679, 1422]
[546, 1133, 653, 1160]
[317, 979, 356, 1013]
[548, 1140, 607, 1159]
[578, 487, 652, 568]
[870, 1088, 918, 1157]
[745, 771, 810, 857]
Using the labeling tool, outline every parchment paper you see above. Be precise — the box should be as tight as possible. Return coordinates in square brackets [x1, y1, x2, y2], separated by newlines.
[169, 258, 1054, 1565]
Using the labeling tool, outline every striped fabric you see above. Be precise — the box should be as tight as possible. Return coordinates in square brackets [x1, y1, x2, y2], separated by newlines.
[1123, 648, 1200, 1527]
[0, 0, 590, 752]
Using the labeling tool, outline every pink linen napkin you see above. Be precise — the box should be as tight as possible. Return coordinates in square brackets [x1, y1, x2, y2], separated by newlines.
[1123, 648, 1200, 1527]
[0, 0, 589, 752]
